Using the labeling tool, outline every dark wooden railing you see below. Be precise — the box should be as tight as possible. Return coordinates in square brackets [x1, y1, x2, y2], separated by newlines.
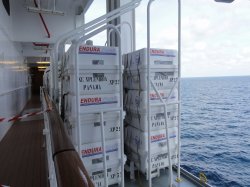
[42, 88, 94, 187]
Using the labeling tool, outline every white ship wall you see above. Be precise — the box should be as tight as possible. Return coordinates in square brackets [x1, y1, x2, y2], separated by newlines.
[0, 4, 30, 141]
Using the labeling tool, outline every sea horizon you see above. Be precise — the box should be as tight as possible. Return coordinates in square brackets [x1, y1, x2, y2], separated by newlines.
[182, 75, 250, 79]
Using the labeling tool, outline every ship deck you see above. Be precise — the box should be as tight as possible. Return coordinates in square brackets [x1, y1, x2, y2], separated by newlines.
[124, 170, 198, 187]
[0, 96, 48, 187]
[0, 96, 210, 187]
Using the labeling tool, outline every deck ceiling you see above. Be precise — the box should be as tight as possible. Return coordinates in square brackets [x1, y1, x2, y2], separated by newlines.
[24, 0, 93, 14]
[10, 0, 93, 57]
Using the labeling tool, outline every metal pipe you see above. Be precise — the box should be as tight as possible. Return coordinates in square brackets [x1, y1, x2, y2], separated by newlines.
[107, 24, 122, 46]
[74, 4, 139, 44]
[79, 107, 124, 114]
[150, 73, 174, 187]
[34, 3, 51, 38]
[56, 0, 140, 52]
[53, 0, 141, 104]
[55, 0, 141, 57]
[100, 112, 108, 186]
[177, 0, 182, 182]
[117, 31, 125, 187]
[37, 0, 40, 9]
[150, 80, 165, 103]
[56, 1, 139, 53]
[150, 102, 180, 107]
[74, 42, 82, 157]
[54, 0, 56, 11]
[150, 79, 175, 180]
[82, 1, 140, 35]
[165, 78, 179, 103]
[164, 104, 173, 186]
[107, 21, 133, 52]
[51, 52, 58, 102]
[147, 1, 154, 186]
[34, 0, 51, 38]
[132, 9, 136, 51]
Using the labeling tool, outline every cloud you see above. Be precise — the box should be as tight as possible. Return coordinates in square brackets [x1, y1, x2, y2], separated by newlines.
[85, 0, 250, 77]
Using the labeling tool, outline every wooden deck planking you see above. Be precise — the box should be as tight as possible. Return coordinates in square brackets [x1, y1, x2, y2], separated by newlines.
[0, 96, 48, 187]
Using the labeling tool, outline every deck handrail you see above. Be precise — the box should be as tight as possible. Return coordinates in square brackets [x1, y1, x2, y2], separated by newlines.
[41, 88, 94, 187]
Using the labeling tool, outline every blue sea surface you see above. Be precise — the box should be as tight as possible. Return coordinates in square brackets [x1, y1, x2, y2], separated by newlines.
[181, 76, 250, 187]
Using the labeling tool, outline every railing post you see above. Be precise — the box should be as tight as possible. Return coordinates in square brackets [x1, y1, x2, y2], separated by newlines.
[177, 0, 182, 182]
[147, 1, 155, 187]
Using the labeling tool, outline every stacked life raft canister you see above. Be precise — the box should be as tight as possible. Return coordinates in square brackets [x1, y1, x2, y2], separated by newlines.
[62, 44, 124, 187]
[123, 48, 180, 178]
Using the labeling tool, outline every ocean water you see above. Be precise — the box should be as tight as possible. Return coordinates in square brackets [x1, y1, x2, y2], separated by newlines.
[181, 76, 250, 187]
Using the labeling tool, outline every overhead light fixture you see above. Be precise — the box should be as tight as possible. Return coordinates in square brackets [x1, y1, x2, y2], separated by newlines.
[37, 66, 47, 69]
[38, 69, 46, 72]
[37, 61, 50, 64]
[27, 7, 64, 16]
[214, 0, 234, 3]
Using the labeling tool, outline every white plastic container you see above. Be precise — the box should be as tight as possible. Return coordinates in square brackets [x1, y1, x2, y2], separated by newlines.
[67, 112, 124, 144]
[80, 93, 120, 112]
[129, 148, 178, 175]
[124, 89, 178, 113]
[125, 104, 179, 131]
[123, 48, 178, 70]
[124, 68, 178, 91]
[81, 139, 121, 170]
[65, 68, 120, 95]
[66, 45, 119, 70]
[124, 126, 178, 155]
[67, 93, 121, 113]
[88, 162, 124, 187]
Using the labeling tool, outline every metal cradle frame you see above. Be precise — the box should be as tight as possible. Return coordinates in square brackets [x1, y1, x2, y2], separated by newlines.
[50, 1, 142, 187]
[146, 1, 182, 187]
[51, 0, 142, 104]
[74, 24, 124, 187]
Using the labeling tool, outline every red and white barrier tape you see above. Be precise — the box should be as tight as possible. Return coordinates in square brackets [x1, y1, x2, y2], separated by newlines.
[0, 108, 51, 123]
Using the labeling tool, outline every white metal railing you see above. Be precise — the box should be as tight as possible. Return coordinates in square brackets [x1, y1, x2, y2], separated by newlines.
[41, 87, 95, 187]
[51, 0, 142, 103]
[147, 0, 182, 186]
[177, 0, 182, 182]
[73, 24, 124, 187]
[50, 3, 141, 185]
[40, 88, 58, 187]
[146, 1, 153, 186]
[107, 21, 134, 51]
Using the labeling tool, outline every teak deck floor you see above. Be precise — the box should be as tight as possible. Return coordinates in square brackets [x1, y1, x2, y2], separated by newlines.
[0, 96, 48, 187]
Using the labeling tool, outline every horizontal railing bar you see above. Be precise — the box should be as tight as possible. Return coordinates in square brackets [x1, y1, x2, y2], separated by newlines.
[42, 88, 94, 187]
[79, 107, 123, 114]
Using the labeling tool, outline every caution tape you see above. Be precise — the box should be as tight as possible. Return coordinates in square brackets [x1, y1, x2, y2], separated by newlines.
[0, 108, 51, 123]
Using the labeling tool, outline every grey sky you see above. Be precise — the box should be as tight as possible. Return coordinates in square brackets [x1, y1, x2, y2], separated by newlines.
[86, 0, 250, 77]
